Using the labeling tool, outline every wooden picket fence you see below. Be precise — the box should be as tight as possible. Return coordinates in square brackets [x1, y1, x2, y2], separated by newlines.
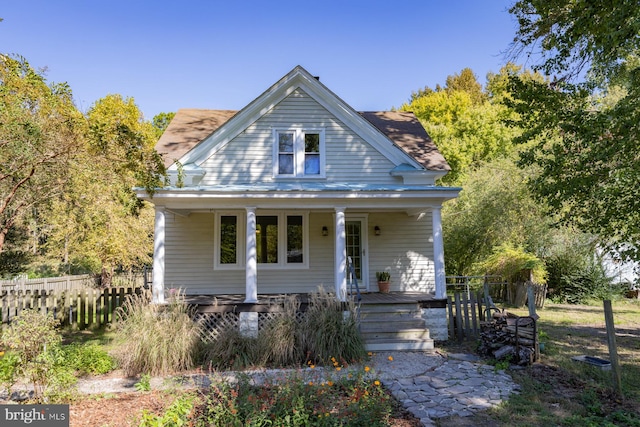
[447, 291, 490, 341]
[1, 287, 143, 329]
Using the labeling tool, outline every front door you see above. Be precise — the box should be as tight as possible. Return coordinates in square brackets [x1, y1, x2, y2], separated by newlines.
[346, 217, 369, 292]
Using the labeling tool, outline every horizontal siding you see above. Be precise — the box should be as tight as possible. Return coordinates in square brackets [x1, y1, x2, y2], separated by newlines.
[368, 212, 435, 293]
[200, 89, 399, 186]
[164, 211, 434, 295]
[164, 211, 336, 294]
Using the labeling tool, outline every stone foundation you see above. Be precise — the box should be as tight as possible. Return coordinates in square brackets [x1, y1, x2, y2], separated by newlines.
[239, 312, 259, 338]
[421, 307, 448, 341]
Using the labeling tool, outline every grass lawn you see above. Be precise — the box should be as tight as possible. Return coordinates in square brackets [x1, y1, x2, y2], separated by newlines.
[438, 298, 640, 427]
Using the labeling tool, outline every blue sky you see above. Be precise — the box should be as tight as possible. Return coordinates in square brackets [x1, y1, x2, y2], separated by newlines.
[2, 1, 518, 119]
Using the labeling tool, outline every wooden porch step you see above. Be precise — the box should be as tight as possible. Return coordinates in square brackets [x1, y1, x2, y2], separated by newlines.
[357, 300, 434, 352]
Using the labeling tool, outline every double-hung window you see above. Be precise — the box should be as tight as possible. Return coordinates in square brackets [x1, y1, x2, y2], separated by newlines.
[215, 211, 308, 269]
[274, 128, 325, 178]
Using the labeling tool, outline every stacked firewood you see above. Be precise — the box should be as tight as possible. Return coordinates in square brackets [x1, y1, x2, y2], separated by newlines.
[478, 312, 538, 365]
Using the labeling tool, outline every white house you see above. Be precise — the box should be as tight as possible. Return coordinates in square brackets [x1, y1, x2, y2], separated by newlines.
[136, 66, 460, 315]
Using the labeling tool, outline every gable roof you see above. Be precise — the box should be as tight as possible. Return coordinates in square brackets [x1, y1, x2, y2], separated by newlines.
[157, 109, 450, 171]
[156, 109, 237, 168]
[154, 66, 450, 172]
[359, 111, 449, 171]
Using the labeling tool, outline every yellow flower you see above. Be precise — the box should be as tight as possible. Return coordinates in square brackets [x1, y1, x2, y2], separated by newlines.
[327, 381, 334, 386]
[0, 351, 4, 357]
[309, 381, 314, 386]
[310, 364, 315, 369]
[364, 366, 370, 372]
[388, 356, 394, 361]
[374, 380, 380, 386]
[335, 367, 341, 372]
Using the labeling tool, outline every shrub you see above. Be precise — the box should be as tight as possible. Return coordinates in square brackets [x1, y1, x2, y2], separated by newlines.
[63, 342, 115, 375]
[474, 243, 547, 283]
[139, 393, 194, 427]
[0, 309, 76, 402]
[0, 351, 19, 397]
[112, 290, 201, 376]
[545, 242, 621, 303]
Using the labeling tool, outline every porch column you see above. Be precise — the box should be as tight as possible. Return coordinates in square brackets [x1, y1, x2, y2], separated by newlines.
[152, 205, 166, 304]
[334, 207, 347, 301]
[245, 207, 258, 303]
[432, 206, 446, 299]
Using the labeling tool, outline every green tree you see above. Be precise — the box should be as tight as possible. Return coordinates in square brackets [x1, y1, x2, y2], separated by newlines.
[443, 158, 553, 275]
[46, 95, 163, 284]
[508, 0, 640, 262]
[0, 55, 84, 257]
[152, 111, 175, 139]
[401, 68, 517, 184]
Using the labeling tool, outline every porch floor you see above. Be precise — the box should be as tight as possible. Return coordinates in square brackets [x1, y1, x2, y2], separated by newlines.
[185, 291, 446, 313]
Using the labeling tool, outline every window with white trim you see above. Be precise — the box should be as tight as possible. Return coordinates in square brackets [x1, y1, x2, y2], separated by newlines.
[215, 212, 244, 270]
[274, 129, 325, 178]
[214, 211, 308, 269]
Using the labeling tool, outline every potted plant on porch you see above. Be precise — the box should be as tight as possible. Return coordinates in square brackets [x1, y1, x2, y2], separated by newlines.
[376, 271, 391, 293]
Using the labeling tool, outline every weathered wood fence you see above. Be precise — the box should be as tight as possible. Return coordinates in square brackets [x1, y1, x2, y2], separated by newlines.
[447, 291, 488, 341]
[0, 271, 151, 293]
[447, 281, 547, 341]
[1, 287, 143, 328]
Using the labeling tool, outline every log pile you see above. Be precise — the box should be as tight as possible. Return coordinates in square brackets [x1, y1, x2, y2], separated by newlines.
[478, 312, 538, 365]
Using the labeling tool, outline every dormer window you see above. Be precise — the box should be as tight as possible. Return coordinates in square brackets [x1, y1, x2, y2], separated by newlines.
[274, 128, 325, 178]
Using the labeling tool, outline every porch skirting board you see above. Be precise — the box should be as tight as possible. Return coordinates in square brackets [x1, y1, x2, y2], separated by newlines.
[421, 307, 448, 341]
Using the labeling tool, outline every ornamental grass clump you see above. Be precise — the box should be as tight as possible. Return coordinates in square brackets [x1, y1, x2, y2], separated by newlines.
[113, 290, 201, 376]
[256, 295, 303, 367]
[301, 287, 366, 365]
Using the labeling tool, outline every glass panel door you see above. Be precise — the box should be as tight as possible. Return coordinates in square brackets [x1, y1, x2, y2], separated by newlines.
[346, 219, 368, 291]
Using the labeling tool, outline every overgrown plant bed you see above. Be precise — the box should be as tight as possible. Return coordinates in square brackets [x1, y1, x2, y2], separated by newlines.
[63, 368, 423, 427]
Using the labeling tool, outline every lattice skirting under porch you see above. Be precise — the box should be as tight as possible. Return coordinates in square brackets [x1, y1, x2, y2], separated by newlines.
[194, 311, 307, 343]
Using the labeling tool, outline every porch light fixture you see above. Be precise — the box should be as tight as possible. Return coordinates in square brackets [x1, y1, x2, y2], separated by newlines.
[322, 226, 329, 236]
[374, 226, 381, 236]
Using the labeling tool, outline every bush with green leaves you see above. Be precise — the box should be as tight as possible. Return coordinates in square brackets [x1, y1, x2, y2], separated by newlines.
[139, 393, 195, 427]
[547, 253, 620, 304]
[112, 290, 201, 376]
[63, 342, 115, 375]
[0, 309, 76, 402]
[0, 351, 20, 397]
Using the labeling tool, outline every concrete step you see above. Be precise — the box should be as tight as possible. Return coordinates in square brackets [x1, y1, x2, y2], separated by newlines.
[361, 327, 431, 341]
[365, 339, 435, 352]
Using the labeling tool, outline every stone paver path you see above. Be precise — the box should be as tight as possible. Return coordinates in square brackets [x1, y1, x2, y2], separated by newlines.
[370, 351, 519, 426]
